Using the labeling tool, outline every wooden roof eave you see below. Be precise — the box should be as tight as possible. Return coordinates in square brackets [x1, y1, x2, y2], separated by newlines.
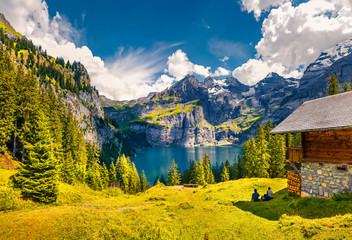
[270, 125, 352, 135]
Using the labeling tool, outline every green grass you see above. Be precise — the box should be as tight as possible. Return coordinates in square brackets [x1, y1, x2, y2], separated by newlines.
[1, 170, 352, 239]
[236, 188, 352, 220]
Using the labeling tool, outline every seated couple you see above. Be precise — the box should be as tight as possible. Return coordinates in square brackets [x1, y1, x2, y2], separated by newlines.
[251, 187, 274, 202]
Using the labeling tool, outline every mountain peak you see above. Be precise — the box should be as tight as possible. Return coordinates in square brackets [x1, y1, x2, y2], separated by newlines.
[265, 72, 280, 79]
[183, 74, 199, 84]
[305, 37, 352, 74]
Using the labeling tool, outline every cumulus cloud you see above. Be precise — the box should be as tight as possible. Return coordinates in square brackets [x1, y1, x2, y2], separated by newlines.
[213, 67, 231, 77]
[166, 49, 211, 80]
[256, 0, 352, 72]
[234, 0, 352, 85]
[0, 0, 179, 100]
[233, 59, 300, 85]
[239, 0, 290, 20]
[165, 49, 232, 79]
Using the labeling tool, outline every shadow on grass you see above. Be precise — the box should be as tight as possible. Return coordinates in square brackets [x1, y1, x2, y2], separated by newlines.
[235, 188, 352, 221]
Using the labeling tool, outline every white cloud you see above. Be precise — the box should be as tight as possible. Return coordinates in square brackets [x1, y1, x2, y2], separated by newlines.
[233, 59, 300, 85]
[234, 0, 352, 85]
[166, 49, 211, 80]
[153, 74, 176, 92]
[220, 56, 229, 62]
[213, 67, 231, 77]
[256, 0, 352, 72]
[0, 0, 178, 100]
[239, 0, 291, 20]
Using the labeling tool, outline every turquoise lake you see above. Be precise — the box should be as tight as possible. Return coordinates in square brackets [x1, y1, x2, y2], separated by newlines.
[132, 145, 242, 184]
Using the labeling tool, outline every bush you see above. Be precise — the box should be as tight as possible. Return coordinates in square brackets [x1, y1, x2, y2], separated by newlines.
[331, 189, 352, 201]
[0, 186, 20, 211]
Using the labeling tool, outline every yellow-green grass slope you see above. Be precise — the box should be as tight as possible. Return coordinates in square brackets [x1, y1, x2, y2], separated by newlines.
[1, 168, 352, 239]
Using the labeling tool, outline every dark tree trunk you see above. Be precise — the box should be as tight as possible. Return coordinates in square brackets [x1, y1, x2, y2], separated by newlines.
[12, 120, 17, 158]
[21, 144, 25, 163]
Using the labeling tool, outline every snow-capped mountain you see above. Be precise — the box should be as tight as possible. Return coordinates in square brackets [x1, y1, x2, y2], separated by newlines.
[306, 38, 352, 74]
[103, 37, 352, 147]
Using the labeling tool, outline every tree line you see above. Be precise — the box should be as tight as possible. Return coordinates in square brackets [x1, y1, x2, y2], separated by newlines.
[153, 152, 242, 187]
[0, 36, 119, 203]
[0, 28, 96, 95]
[153, 120, 303, 187]
[0, 28, 152, 203]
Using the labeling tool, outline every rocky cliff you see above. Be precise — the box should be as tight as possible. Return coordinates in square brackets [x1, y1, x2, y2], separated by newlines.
[4, 11, 351, 153]
[0, 13, 120, 162]
[103, 73, 299, 146]
[103, 38, 352, 147]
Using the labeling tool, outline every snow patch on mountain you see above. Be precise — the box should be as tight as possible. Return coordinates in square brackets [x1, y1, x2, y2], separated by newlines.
[242, 87, 255, 97]
[213, 79, 228, 87]
[307, 38, 352, 72]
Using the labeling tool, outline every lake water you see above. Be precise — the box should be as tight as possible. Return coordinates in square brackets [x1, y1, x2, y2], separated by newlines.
[132, 145, 242, 184]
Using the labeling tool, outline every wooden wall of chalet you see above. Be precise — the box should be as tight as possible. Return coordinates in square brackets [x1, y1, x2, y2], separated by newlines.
[303, 128, 352, 164]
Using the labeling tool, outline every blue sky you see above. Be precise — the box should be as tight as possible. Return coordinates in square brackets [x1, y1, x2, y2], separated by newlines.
[46, 0, 260, 71]
[1, 0, 352, 100]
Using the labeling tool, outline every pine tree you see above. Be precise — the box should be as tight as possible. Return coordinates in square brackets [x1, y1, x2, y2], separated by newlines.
[0, 49, 15, 155]
[13, 110, 58, 203]
[61, 108, 77, 183]
[86, 144, 101, 190]
[243, 137, 259, 177]
[140, 170, 148, 192]
[153, 176, 160, 186]
[182, 169, 189, 184]
[89, 162, 103, 190]
[225, 160, 230, 175]
[291, 133, 301, 147]
[343, 81, 350, 92]
[212, 162, 221, 183]
[326, 74, 340, 95]
[231, 155, 244, 180]
[160, 174, 167, 185]
[193, 160, 206, 185]
[188, 160, 196, 184]
[100, 163, 110, 188]
[108, 161, 117, 185]
[220, 166, 229, 182]
[45, 87, 64, 165]
[116, 154, 130, 193]
[267, 134, 286, 178]
[202, 152, 215, 184]
[167, 159, 181, 186]
[263, 120, 273, 141]
[255, 123, 270, 177]
[129, 162, 140, 193]
[13, 69, 40, 160]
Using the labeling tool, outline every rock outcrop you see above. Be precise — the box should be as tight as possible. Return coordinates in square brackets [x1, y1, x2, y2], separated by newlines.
[102, 38, 352, 147]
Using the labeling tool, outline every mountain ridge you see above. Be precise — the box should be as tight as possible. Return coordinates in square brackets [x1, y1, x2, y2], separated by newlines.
[103, 36, 352, 147]
[2, 12, 352, 152]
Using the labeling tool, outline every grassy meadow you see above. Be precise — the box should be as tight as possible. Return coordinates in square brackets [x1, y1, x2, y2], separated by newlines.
[1, 167, 352, 239]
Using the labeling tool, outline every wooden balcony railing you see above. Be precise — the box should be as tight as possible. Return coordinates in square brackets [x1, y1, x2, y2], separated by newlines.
[286, 147, 303, 163]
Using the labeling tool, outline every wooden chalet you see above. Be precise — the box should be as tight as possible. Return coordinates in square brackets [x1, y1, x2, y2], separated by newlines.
[270, 92, 352, 198]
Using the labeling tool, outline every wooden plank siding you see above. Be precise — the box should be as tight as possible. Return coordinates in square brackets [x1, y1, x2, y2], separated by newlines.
[286, 147, 303, 163]
[303, 128, 352, 164]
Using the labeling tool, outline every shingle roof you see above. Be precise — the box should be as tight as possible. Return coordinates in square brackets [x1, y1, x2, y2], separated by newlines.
[270, 92, 352, 134]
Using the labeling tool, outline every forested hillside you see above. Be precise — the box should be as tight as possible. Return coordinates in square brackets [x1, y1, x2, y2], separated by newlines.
[0, 17, 121, 198]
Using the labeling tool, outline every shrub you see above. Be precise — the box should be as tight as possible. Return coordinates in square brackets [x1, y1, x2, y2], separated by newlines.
[0, 186, 20, 211]
[331, 189, 352, 201]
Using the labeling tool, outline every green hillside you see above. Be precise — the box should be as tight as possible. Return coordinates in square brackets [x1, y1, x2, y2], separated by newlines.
[1, 168, 352, 239]
[0, 14, 21, 39]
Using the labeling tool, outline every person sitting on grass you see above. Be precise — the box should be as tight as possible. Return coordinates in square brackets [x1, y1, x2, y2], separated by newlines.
[251, 189, 260, 202]
[261, 187, 274, 201]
